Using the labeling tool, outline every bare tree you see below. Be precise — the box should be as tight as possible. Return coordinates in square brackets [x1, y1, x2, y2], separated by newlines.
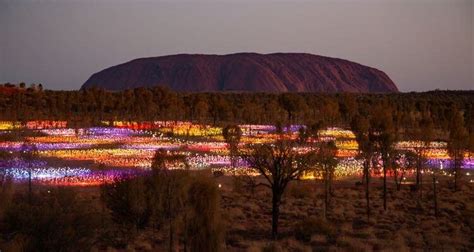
[222, 125, 243, 170]
[392, 150, 416, 191]
[351, 116, 374, 220]
[410, 114, 434, 198]
[20, 141, 38, 202]
[429, 162, 441, 218]
[314, 141, 338, 219]
[370, 107, 396, 211]
[242, 140, 316, 239]
[447, 110, 468, 192]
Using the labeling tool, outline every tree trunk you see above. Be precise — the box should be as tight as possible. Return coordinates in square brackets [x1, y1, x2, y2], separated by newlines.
[167, 182, 175, 252]
[28, 166, 32, 204]
[365, 160, 370, 221]
[383, 160, 387, 211]
[271, 190, 281, 240]
[324, 167, 329, 220]
[393, 166, 401, 191]
[454, 157, 460, 192]
[433, 176, 438, 218]
[169, 218, 174, 252]
[361, 165, 367, 184]
[416, 158, 421, 188]
[419, 166, 423, 200]
[183, 211, 187, 252]
[329, 169, 334, 197]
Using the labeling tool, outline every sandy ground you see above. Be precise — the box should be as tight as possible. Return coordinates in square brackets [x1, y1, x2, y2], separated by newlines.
[3, 174, 474, 251]
[100, 174, 474, 251]
[216, 175, 474, 251]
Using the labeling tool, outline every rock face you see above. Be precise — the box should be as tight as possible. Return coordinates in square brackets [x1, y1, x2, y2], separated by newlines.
[82, 53, 398, 92]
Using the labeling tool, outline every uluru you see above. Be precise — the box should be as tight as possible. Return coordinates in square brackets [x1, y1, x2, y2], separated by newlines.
[82, 53, 399, 92]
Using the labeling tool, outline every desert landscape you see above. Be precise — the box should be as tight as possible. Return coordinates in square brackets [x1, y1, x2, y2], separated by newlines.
[1, 0, 473, 251]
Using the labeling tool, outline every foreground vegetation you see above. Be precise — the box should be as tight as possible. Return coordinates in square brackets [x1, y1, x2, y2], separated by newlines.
[1, 173, 473, 251]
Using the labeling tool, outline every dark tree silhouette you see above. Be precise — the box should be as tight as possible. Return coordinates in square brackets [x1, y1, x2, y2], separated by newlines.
[351, 116, 374, 220]
[150, 148, 190, 252]
[314, 141, 338, 219]
[101, 176, 151, 231]
[409, 113, 434, 199]
[222, 125, 243, 170]
[243, 139, 316, 239]
[19, 141, 38, 202]
[447, 110, 469, 191]
[370, 106, 396, 211]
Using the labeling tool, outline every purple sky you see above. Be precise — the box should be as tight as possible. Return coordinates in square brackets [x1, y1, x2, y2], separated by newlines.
[0, 0, 472, 91]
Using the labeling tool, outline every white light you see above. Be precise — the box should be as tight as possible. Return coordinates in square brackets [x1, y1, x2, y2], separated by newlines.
[218, 183, 222, 188]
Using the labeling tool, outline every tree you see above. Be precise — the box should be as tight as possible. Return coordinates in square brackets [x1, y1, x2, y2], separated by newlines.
[150, 149, 190, 252]
[370, 107, 396, 211]
[314, 141, 338, 219]
[319, 97, 341, 126]
[278, 93, 307, 124]
[428, 161, 441, 218]
[338, 94, 358, 123]
[298, 126, 309, 145]
[392, 150, 416, 191]
[0, 159, 13, 221]
[192, 95, 209, 123]
[447, 110, 468, 191]
[20, 141, 38, 202]
[351, 116, 374, 220]
[222, 125, 243, 170]
[209, 95, 231, 125]
[186, 175, 223, 252]
[101, 175, 152, 232]
[149, 149, 224, 251]
[409, 113, 434, 199]
[299, 121, 323, 147]
[0, 150, 12, 187]
[242, 140, 316, 239]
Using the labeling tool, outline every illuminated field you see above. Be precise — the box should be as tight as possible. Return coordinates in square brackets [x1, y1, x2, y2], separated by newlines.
[0, 121, 472, 186]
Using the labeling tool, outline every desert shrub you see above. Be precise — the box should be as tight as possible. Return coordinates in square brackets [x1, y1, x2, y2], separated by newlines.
[0, 188, 100, 251]
[352, 217, 369, 230]
[101, 170, 224, 251]
[232, 175, 261, 195]
[336, 236, 369, 251]
[261, 242, 284, 252]
[0, 176, 13, 218]
[101, 176, 152, 231]
[232, 176, 246, 194]
[462, 203, 474, 228]
[149, 169, 192, 251]
[213, 170, 224, 177]
[287, 181, 313, 199]
[149, 170, 191, 226]
[186, 175, 223, 252]
[294, 217, 336, 242]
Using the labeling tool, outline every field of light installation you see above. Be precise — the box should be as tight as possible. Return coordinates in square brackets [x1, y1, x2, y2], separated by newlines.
[1, 120, 472, 187]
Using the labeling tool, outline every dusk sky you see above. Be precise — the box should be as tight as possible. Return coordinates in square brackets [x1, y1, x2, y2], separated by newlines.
[0, 0, 472, 91]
